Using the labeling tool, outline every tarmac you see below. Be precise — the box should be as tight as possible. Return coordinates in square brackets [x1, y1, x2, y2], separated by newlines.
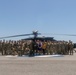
[0, 53, 76, 75]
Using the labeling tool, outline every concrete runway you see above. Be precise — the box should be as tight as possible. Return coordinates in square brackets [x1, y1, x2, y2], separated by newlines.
[0, 54, 76, 75]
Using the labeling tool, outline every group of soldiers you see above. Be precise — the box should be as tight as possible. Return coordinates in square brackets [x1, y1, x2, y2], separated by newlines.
[29, 40, 74, 56]
[0, 39, 74, 56]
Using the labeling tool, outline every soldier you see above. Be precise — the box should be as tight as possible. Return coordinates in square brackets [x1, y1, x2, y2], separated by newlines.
[37, 40, 42, 55]
[22, 42, 29, 55]
[0, 41, 3, 55]
[56, 42, 59, 54]
[58, 42, 62, 54]
[12, 41, 18, 55]
[65, 42, 69, 55]
[49, 41, 53, 55]
[69, 41, 74, 55]
[46, 41, 50, 55]
[34, 40, 38, 55]
[29, 40, 35, 56]
[61, 41, 66, 55]
[52, 42, 56, 54]
[3, 41, 7, 55]
[5, 41, 9, 55]
[54, 42, 58, 54]
[18, 41, 23, 56]
[22, 42, 25, 55]
[42, 40, 47, 55]
[8, 41, 13, 55]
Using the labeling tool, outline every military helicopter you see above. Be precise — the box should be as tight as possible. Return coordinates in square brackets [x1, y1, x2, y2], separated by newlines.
[0, 30, 56, 41]
[0, 30, 76, 39]
[0, 30, 75, 56]
[0, 30, 56, 56]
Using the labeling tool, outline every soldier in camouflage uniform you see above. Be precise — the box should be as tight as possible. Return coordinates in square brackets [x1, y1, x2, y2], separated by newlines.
[56, 42, 59, 54]
[25, 42, 30, 55]
[61, 41, 66, 55]
[18, 41, 23, 56]
[52, 42, 56, 54]
[0, 41, 3, 55]
[11, 41, 17, 55]
[2, 40, 7, 55]
[42, 40, 47, 55]
[29, 40, 35, 56]
[46, 41, 50, 55]
[68, 41, 74, 55]
[49, 41, 53, 55]
[58, 42, 62, 54]
[64, 42, 68, 55]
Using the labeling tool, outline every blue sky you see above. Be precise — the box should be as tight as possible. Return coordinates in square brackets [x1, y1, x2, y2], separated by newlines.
[0, 0, 76, 42]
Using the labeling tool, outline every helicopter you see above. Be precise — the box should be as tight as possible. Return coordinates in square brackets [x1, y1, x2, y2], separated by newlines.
[0, 30, 75, 56]
[0, 30, 76, 40]
[0, 30, 56, 41]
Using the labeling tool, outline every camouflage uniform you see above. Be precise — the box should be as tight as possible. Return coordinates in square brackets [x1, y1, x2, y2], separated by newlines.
[0, 42, 3, 55]
[65, 42, 69, 55]
[29, 41, 35, 56]
[61, 42, 66, 55]
[42, 41, 47, 55]
[69, 42, 74, 55]
[46, 41, 50, 55]
[49, 42, 53, 55]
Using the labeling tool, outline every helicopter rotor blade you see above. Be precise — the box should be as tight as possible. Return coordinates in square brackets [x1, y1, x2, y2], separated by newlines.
[41, 33, 76, 36]
[0, 33, 33, 39]
[1, 32, 76, 40]
[54, 34, 76, 36]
